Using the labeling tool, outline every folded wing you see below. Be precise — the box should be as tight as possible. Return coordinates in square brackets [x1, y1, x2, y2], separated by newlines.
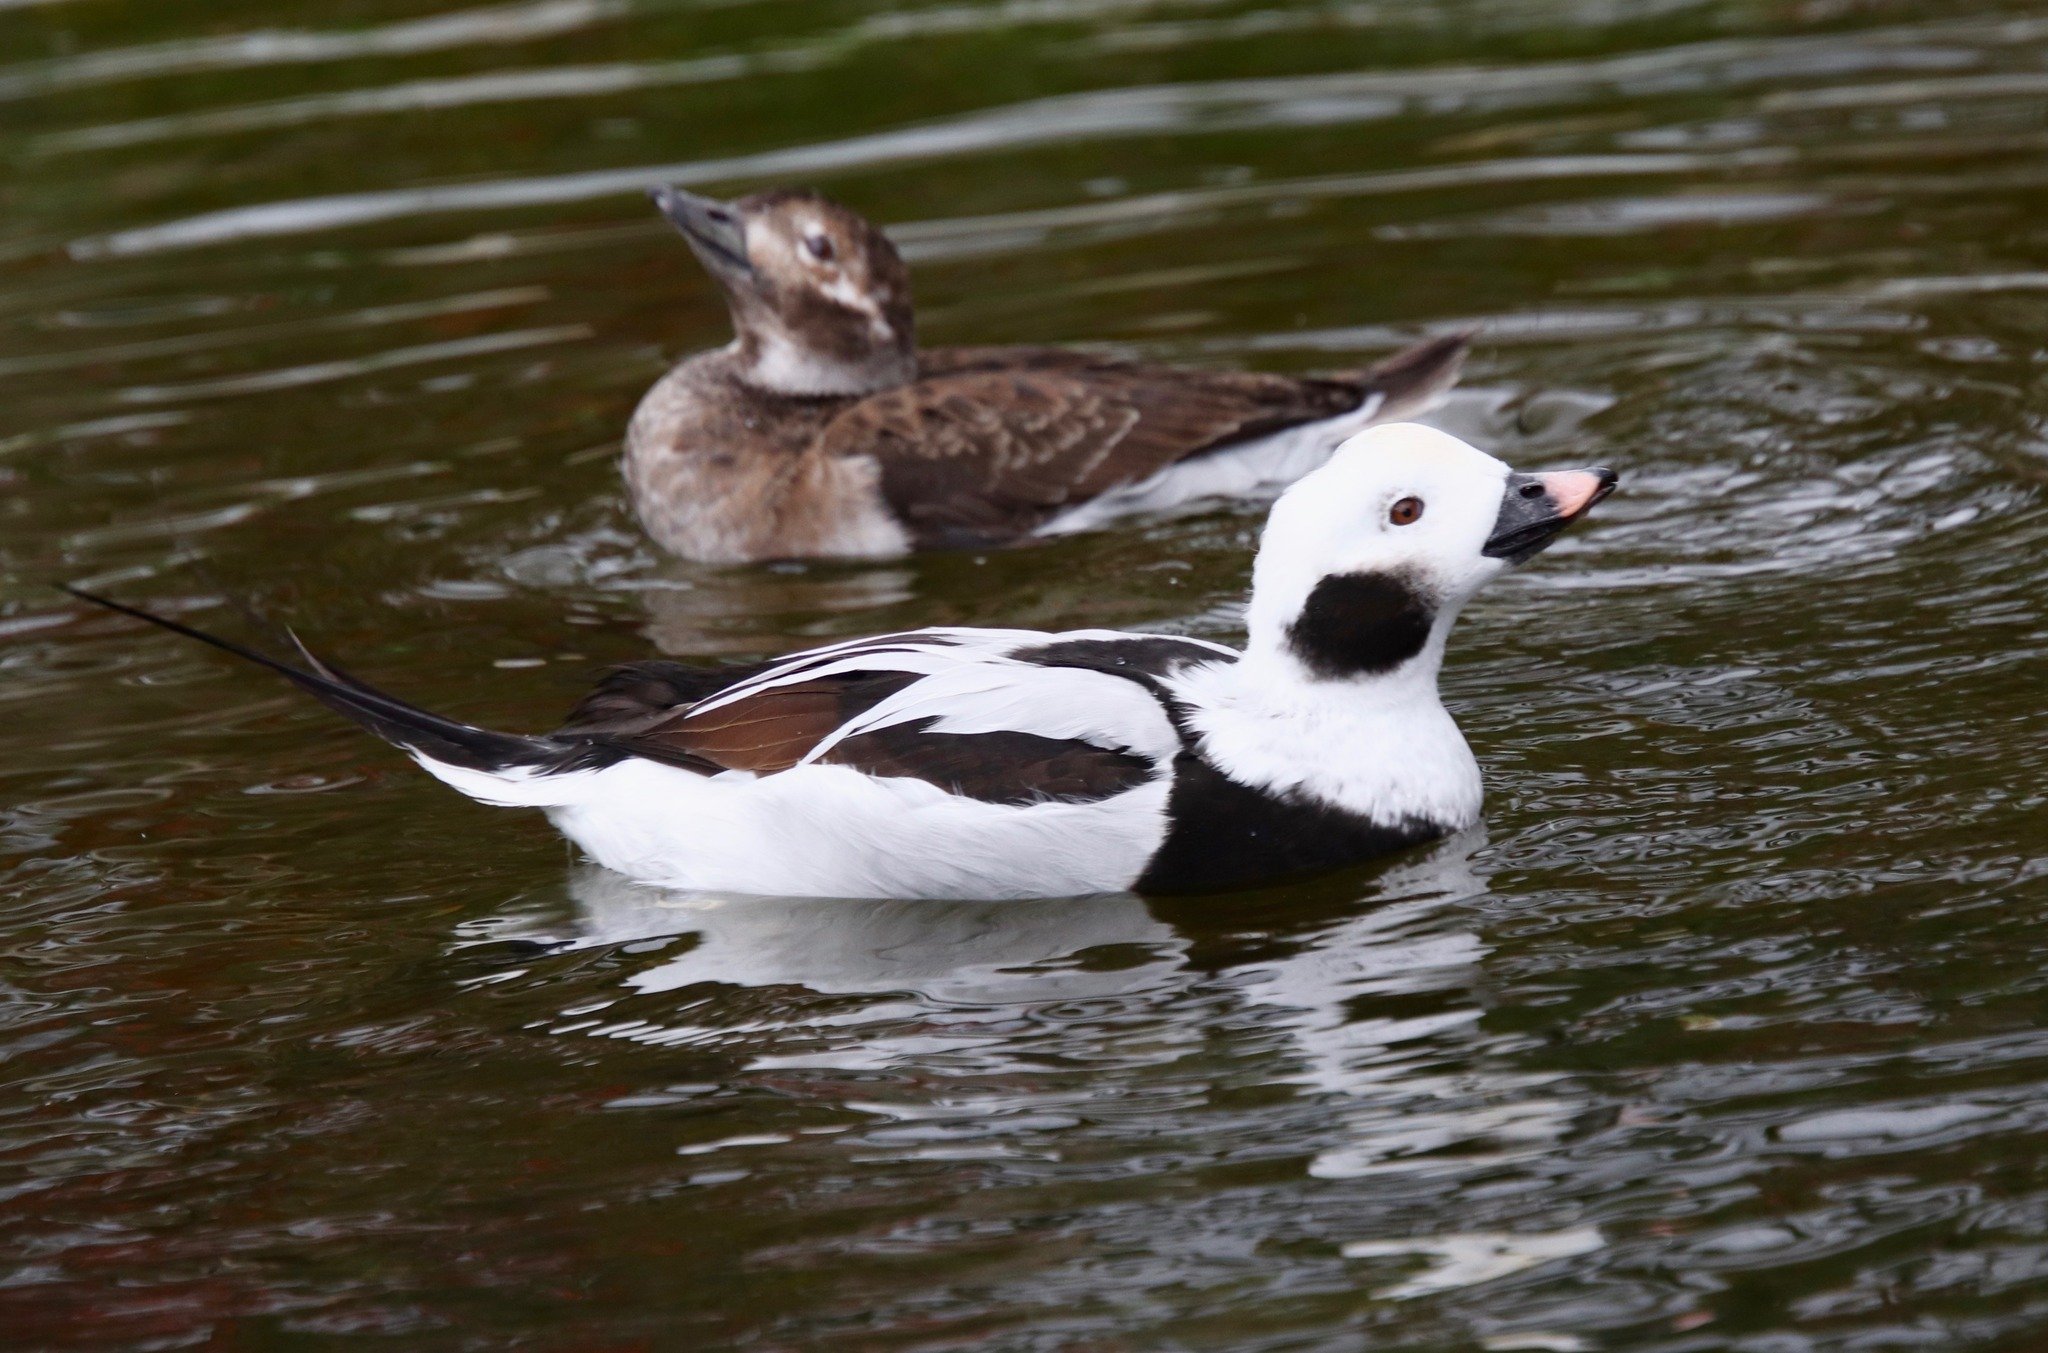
[555, 629, 1219, 807]
[823, 336, 1468, 548]
[819, 364, 1353, 547]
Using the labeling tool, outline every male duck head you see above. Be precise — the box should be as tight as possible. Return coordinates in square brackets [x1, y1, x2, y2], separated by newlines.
[1245, 423, 1617, 683]
[650, 184, 917, 397]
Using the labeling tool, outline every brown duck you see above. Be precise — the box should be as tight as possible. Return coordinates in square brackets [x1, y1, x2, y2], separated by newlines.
[627, 185, 1471, 564]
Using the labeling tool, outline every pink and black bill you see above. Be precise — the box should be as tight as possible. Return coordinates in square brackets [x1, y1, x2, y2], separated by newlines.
[1483, 467, 1619, 565]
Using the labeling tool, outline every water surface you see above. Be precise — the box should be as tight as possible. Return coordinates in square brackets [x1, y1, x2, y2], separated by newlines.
[4, 0, 2048, 1347]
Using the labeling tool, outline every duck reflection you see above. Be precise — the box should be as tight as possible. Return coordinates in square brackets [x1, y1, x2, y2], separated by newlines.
[1210, 830, 1576, 1179]
[460, 829, 1574, 1176]
[560, 868, 1182, 1007]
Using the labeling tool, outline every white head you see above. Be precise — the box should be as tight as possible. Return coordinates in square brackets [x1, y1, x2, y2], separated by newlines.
[1243, 424, 1615, 684]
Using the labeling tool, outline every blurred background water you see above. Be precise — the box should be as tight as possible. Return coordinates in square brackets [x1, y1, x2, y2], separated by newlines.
[4, 0, 2048, 1347]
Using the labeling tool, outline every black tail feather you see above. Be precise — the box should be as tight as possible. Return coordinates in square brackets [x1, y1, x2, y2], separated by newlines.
[59, 585, 600, 776]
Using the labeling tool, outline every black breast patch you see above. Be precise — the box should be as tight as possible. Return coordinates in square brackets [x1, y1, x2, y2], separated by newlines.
[1285, 571, 1435, 679]
[1134, 754, 1443, 895]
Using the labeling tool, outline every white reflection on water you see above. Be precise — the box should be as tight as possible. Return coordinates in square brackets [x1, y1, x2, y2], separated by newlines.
[1375, 190, 1834, 240]
[0, 0, 632, 101]
[629, 564, 921, 656]
[1342, 1226, 1603, 1298]
[462, 827, 1581, 1176]
[115, 323, 591, 403]
[63, 15, 1994, 259]
[32, 0, 1216, 156]
[1237, 832, 1578, 1179]
[34, 55, 815, 156]
[0, 286, 550, 382]
[571, 871, 1180, 1005]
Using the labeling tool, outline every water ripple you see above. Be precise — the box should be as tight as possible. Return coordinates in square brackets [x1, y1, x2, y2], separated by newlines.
[10, 0, 2048, 1346]
[63, 14, 2004, 258]
[0, 0, 633, 101]
[114, 323, 590, 403]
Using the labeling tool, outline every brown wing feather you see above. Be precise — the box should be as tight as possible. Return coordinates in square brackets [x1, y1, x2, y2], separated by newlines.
[616, 672, 921, 773]
[818, 362, 1364, 547]
[915, 346, 1113, 378]
[1353, 331, 1472, 422]
[651, 681, 855, 772]
[551, 660, 1155, 803]
[826, 334, 1469, 548]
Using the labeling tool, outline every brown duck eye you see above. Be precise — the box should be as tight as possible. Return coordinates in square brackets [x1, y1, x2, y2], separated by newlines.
[1389, 496, 1424, 526]
[803, 232, 834, 262]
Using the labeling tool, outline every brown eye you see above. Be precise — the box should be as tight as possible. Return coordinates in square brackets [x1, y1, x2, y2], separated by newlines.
[1389, 496, 1424, 526]
[803, 232, 835, 262]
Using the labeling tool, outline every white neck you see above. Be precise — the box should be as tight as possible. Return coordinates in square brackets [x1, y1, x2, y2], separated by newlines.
[738, 334, 906, 397]
[1169, 621, 1483, 832]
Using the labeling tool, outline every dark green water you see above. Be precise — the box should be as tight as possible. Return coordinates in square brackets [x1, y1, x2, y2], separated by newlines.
[5, 0, 2048, 1347]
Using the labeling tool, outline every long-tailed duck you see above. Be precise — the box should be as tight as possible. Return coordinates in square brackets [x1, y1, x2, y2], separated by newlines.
[626, 185, 1472, 563]
[68, 424, 1613, 899]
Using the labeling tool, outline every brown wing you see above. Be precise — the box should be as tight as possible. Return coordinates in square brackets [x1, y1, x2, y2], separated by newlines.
[815, 362, 1357, 547]
[552, 662, 1153, 804]
[914, 345, 1115, 378]
[558, 669, 918, 773]
[826, 333, 1470, 548]
[918, 334, 1468, 412]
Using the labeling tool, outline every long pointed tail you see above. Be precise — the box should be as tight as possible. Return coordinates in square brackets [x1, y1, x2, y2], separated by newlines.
[60, 586, 617, 801]
[1358, 330, 1474, 424]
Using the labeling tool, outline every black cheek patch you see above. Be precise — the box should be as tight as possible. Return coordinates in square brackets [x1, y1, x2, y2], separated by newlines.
[1285, 571, 1435, 679]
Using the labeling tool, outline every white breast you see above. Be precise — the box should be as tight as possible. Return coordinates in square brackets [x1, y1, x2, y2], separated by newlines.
[1168, 655, 1485, 833]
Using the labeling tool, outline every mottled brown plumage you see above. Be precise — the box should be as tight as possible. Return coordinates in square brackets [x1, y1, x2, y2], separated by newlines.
[830, 352, 1375, 547]
[628, 185, 1470, 562]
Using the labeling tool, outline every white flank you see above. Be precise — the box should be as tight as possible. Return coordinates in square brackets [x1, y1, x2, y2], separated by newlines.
[544, 758, 1171, 899]
[412, 628, 1193, 899]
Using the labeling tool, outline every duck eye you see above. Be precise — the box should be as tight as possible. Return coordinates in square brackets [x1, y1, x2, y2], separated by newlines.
[1389, 496, 1424, 526]
[802, 232, 835, 262]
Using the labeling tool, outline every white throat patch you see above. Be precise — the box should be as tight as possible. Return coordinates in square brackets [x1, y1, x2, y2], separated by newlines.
[745, 332, 887, 396]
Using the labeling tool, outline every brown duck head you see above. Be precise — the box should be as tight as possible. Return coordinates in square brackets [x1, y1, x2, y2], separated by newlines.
[650, 185, 917, 396]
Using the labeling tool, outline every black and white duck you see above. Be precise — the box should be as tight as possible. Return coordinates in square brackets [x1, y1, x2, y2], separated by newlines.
[69, 425, 1614, 899]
